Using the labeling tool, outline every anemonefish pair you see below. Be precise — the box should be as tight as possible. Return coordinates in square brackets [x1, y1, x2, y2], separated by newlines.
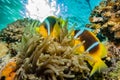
[35, 16, 108, 76]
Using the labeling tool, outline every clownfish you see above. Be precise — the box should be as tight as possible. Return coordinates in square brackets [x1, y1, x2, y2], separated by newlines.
[36, 16, 108, 76]
[36, 16, 65, 39]
[73, 30, 108, 76]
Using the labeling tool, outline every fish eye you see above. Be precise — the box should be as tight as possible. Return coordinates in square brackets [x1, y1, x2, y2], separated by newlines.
[58, 21, 61, 26]
[1, 76, 6, 80]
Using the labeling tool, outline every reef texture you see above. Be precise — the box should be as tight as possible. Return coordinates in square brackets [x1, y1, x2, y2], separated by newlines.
[88, 0, 120, 45]
[0, 18, 40, 43]
[0, 18, 40, 56]
[0, 18, 41, 80]
[0, 42, 8, 58]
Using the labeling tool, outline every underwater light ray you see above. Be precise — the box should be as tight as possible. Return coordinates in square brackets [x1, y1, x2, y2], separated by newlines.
[0, 0, 102, 30]
[25, 0, 60, 21]
[0, 0, 27, 29]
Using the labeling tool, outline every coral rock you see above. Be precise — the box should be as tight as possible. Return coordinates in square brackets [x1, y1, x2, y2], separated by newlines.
[88, 0, 120, 45]
[0, 42, 8, 58]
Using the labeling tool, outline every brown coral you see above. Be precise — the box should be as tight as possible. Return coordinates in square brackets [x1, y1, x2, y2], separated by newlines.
[0, 18, 40, 43]
[88, 0, 120, 45]
[0, 42, 8, 58]
[0, 18, 40, 57]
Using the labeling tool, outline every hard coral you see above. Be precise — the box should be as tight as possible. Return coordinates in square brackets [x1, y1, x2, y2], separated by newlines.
[0, 42, 8, 58]
[0, 18, 40, 57]
[88, 0, 120, 45]
[0, 18, 40, 43]
[110, 61, 120, 80]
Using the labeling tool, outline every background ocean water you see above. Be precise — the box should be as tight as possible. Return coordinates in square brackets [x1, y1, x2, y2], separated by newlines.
[0, 0, 101, 30]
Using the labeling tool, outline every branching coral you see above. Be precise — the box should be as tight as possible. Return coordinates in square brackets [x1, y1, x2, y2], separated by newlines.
[88, 0, 120, 45]
[0, 18, 40, 57]
[14, 20, 91, 80]
[108, 61, 120, 80]
[0, 18, 40, 43]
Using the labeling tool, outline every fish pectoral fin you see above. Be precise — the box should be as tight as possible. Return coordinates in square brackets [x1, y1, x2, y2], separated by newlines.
[90, 59, 107, 76]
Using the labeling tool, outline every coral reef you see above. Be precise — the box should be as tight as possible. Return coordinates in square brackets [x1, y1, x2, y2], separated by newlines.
[1, 1, 120, 78]
[0, 18, 40, 57]
[88, 0, 120, 45]
[0, 42, 8, 58]
[0, 18, 41, 80]
[102, 42, 120, 80]
[0, 18, 40, 43]
[108, 61, 120, 80]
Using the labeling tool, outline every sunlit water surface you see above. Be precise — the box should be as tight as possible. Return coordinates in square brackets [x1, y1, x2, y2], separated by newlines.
[0, 0, 101, 29]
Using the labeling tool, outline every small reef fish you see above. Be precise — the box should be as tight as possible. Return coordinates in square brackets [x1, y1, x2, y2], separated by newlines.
[73, 30, 108, 76]
[36, 16, 108, 76]
[36, 16, 65, 39]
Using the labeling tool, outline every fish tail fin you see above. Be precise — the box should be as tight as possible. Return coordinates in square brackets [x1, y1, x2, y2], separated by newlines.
[90, 59, 107, 76]
[100, 43, 108, 58]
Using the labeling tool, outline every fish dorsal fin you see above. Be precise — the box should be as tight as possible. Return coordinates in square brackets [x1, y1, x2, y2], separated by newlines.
[45, 19, 50, 35]
[74, 29, 85, 39]
[74, 27, 92, 39]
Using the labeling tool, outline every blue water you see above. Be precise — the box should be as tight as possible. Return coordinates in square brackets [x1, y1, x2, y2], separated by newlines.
[0, 0, 101, 30]
[0, 0, 27, 29]
[56, 0, 101, 29]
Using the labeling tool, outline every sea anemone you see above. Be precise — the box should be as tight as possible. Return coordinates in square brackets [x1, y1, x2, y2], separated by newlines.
[13, 19, 91, 80]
